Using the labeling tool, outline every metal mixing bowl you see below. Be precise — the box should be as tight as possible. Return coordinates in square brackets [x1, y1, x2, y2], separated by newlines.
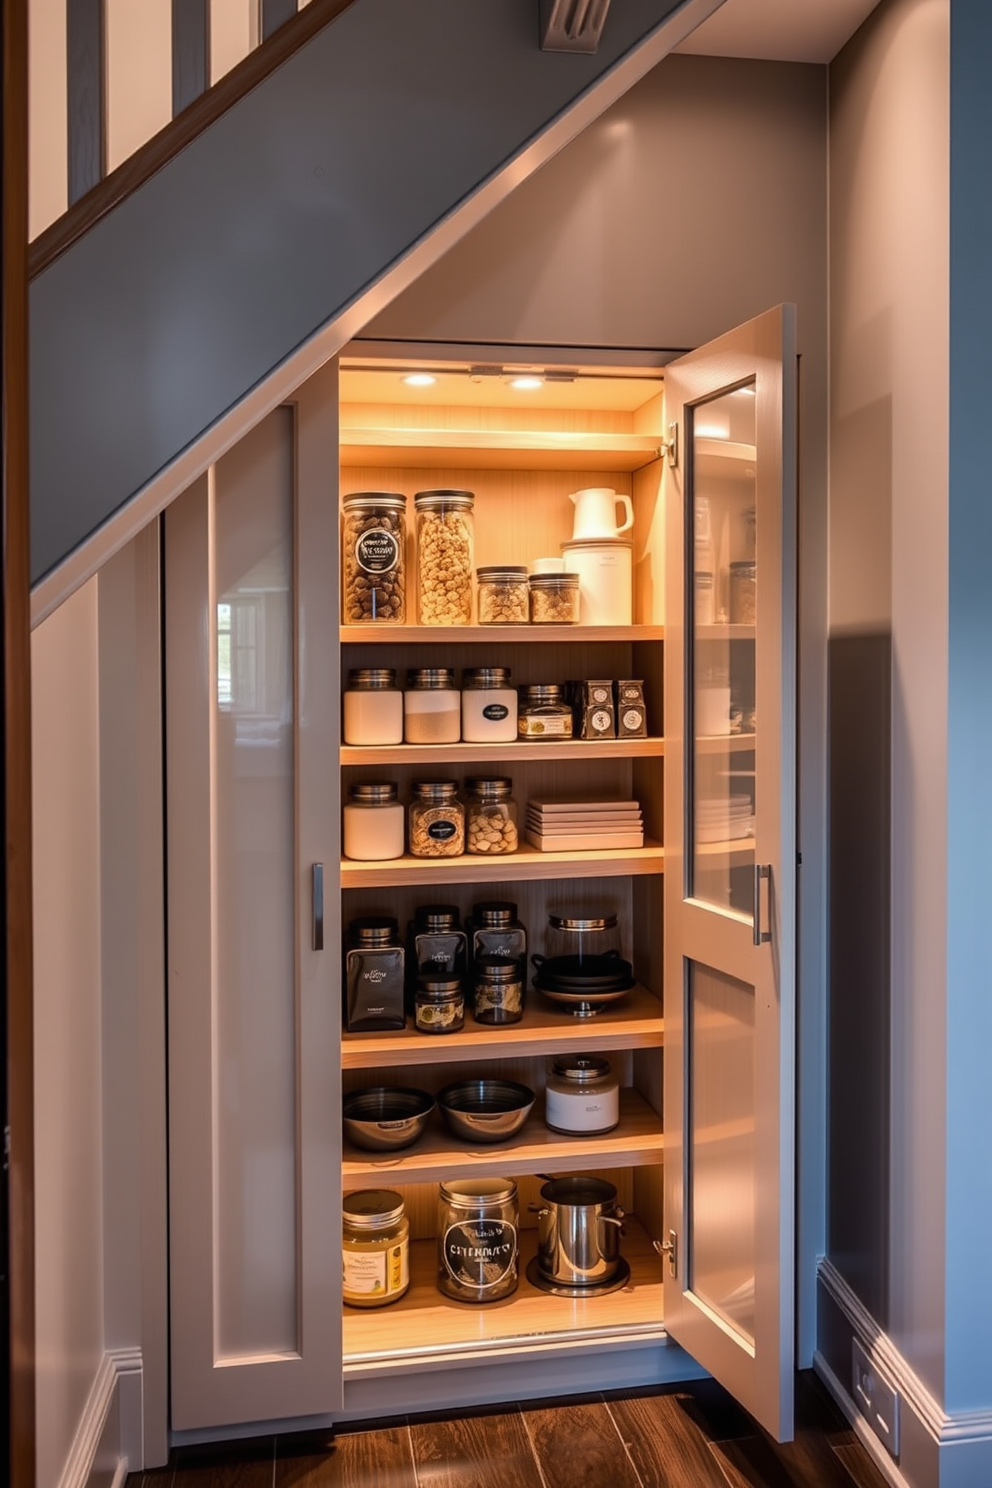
[342, 1086, 435, 1151]
[437, 1078, 535, 1144]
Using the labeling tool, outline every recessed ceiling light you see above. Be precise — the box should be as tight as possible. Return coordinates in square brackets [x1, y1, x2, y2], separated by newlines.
[510, 375, 543, 391]
[402, 373, 437, 387]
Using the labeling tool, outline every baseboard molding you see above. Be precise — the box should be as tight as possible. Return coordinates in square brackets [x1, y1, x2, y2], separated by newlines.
[814, 1347, 913, 1488]
[58, 1348, 143, 1488]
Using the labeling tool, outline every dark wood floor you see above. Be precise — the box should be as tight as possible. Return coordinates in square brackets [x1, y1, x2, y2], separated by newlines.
[131, 1373, 891, 1488]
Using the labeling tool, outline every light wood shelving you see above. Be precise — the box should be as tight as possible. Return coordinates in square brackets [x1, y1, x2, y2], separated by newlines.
[341, 737, 665, 767]
[340, 623, 665, 645]
[342, 982, 664, 1069]
[340, 426, 662, 472]
[340, 840, 665, 889]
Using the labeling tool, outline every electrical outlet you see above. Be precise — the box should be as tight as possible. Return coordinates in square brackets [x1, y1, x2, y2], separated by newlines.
[852, 1338, 900, 1458]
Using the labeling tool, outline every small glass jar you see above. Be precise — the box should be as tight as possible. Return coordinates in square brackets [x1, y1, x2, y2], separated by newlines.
[437, 1178, 519, 1302]
[415, 489, 475, 625]
[342, 782, 405, 862]
[476, 566, 529, 625]
[409, 780, 465, 858]
[546, 912, 622, 964]
[341, 492, 406, 624]
[730, 560, 757, 625]
[545, 1055, 620, 1136]
[345, 917, 406, 1031]
[404, 668, 461, 744]
[461, 667, 518, 743]
[343, 1189, 410, 1308]
[694, 569, 715, 626]
[473, 955, 525, 1025]
[529, 572, 580, 625]
[409, 904, 468, 980]
[415, 976, 465, 1034]
[466, 901, 527, 978]
[343, 668, 403, 746]
[466, 777, 518, 856]
[518, 684, 573, 741]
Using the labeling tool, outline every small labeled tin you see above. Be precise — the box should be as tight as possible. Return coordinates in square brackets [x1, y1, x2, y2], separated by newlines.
[437, 1177, 519, 1302]
[545, 1055, 620, 1135]
[342, 1189, 410, 1308]
[415, 976, 465, 1034]
[615, 680, 648, 738]
[472, 955, 524, 1025]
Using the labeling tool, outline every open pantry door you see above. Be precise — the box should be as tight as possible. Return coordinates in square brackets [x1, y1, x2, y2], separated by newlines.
[662, 305, 797, 1440]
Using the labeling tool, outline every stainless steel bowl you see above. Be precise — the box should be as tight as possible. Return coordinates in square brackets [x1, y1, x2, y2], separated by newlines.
[438, 1079, 535, 1145]
[342, 1086, 435, 1151]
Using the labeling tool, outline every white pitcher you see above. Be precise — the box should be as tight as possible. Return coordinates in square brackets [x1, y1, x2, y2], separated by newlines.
[569, 487, 634, 541]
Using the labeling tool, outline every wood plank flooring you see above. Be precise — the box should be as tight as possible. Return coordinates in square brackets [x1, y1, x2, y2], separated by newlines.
[130, 1373, 891, 1488]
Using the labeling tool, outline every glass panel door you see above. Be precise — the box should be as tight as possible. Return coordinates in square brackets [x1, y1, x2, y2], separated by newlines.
[664, 306, 796, 1441]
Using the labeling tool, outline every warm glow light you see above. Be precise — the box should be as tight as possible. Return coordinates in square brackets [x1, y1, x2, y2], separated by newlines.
[510, 376, 543, 391]
[402, 373, 437, 387]
[696, 424, 729, 439]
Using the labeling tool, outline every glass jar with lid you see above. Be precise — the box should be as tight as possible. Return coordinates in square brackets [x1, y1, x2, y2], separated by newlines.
[518, 683, 573, 741]
[342, 782, 405, 861]
[528, 571, 580, 624]
[461, 667, 517, 743]
[546, 912, 622, 965]
[437, 1177, 519, 1302]
[476, 566, 529, 625]
[343, 668, 403, 746]
[730, 560, 757, 624]
[545, 1055, 620, 1135]
[341, 492, 406, 624]
[404, 667, 461, 744]
[415, 975, 465, 1034]
[345, 917, 406, 1031]
[415, 489, 475, 625]
[342, 1189, 410, 1307]
[466, 901, 527, 977]
[409, 904, 467, 980]
[466, 777, 518, 856]
[472, 955, 525, 1025]
[409, 780, 465, 858]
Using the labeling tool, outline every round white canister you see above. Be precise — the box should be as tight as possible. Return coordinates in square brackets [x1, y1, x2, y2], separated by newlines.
[560, 539, 633, 626]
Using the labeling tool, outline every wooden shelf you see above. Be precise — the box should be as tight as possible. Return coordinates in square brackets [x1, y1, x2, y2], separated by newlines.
[341, 840, 664, 889]
[343, 1087, 661, 1190]
[342, 1214, 665, 1365]
[342, 982, 664, 1069]
[341, 737, 665, 767]
[695, 733, 755, 755]
[340, 427, 662, 472]
[696, 836, 755, 859]
[695, 438, 757, 480]
[340, 623, 665, 645]
[696, 623, 755, 641]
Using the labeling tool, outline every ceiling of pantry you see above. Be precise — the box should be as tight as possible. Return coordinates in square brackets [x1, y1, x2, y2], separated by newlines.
[676, 0, 880, 63]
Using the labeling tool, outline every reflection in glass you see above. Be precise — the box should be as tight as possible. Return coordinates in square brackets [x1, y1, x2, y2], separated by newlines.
[689, 385, 756, 914]
[688, 960, 756, 1343]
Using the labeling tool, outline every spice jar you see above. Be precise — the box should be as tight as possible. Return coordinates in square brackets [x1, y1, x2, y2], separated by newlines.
[476, 566, 529, 625]
[437, 1177, 519, 1302]
[415, 976, 465, 1034]
[472, 955, 525, 1024]
[415, 489, 475, 625]
[545, 1055, 620, 1135]
[409, 780, 465, 858]
[529, 572, 580, 624]
[461, 667, 518, 743]
[343, 668, 403, 746]
[730, 560, 757, 625]
[409, 904, 468, 980]
[345, 917, 406, 1031]
[466, 901, 527, 978]
[518, 684, 573, 741]
[343, 1189, 410, 1308]
[342, 782, 405, 862]
[404, 668, 461, 744]
[341, 492, 406, 624]
[466, 777, 518, 856]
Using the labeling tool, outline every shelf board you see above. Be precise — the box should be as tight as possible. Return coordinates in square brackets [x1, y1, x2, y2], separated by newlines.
[342, 982, 664, 1069]
[342, 1087, 662, 1189]
[340, 623, 665, 644]
[340, 427, 662, 472]
[341, 839, 664, 889]
[341, 737, 665, 767]
[696, 836, 755, 859]
[695, 733, 755, 755]
[342, 1214, 665, 1365]
[696, 623, 754, 641]
[694, 439, 757, 480]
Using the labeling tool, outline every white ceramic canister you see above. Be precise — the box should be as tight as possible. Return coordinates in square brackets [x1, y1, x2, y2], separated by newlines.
[404, 667, 461, 744]
[343, 668, 403, 746]
[461, 667, 518, 743]
[545, 1055, 620, 1135]
[342, 782, 405, 861]
[560, 539, 633, 625]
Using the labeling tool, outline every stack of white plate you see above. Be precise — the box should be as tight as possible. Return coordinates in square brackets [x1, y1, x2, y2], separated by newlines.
[525, 798, 644, 853]
[696, 794, 753, 843]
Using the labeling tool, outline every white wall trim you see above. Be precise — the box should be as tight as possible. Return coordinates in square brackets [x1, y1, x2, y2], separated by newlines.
[818, 1257, 992, 1448]
[57, 1348, 143, 1488]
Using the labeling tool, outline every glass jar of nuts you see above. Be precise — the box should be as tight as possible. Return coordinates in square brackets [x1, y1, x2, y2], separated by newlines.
[528, 571, 580, 624]
[466, 777, 518, 856]
[409, 780, 465, 858]
[415, 490, 474, 625]
[341, 492, 406, 624]
[476, 566, 529, 625]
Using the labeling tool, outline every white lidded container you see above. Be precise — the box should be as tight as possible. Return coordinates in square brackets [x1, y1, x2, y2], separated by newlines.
[404, 667, 461, 744]
[342, 782, 405, 861]
[560, 538, 633, 625]
[343, 668, 403, 746]
[545, 1055, 620, 1135]
[461, 667, 518, 742]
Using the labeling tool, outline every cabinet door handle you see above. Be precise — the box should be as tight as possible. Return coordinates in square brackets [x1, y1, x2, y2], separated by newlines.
[312, 863, 324, 951]
[752, 863, 771, 947]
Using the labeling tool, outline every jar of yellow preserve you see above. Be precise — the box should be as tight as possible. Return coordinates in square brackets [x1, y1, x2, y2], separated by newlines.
[342, 1189, 410, 1308]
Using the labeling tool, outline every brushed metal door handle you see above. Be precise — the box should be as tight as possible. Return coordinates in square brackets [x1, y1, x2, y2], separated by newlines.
[312, 863, 324, 951]
[753, 863, 771, 947]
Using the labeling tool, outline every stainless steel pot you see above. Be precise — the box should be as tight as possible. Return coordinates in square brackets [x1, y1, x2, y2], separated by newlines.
[530, 1175, 624, 1286]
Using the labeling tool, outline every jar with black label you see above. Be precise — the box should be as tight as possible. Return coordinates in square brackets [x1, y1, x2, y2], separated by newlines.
[345, 917, 406, 1031]
[409, 780, 465, 858]
[545, 1055, 620, 1135]
[466, 777, 518, 856]
[343, 1189, 410, 1308]
[409, 904, 467, 979]
[437, 1177, 519, 1302]
[461, 667, 517, 743]
[518, 684, 573, 741]
[466, 901, 527, 980]
[415, 489, 474, 625]
[341, 492, 406, 624]
[472, 955, 525, 1025]
[415, 976, 465, 1034]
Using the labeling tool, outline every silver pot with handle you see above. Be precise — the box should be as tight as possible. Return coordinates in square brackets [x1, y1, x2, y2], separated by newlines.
[530, 1175, 624, 1287]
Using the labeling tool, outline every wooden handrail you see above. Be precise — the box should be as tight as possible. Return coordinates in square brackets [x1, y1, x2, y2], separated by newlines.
[29, 0, 359, 281]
